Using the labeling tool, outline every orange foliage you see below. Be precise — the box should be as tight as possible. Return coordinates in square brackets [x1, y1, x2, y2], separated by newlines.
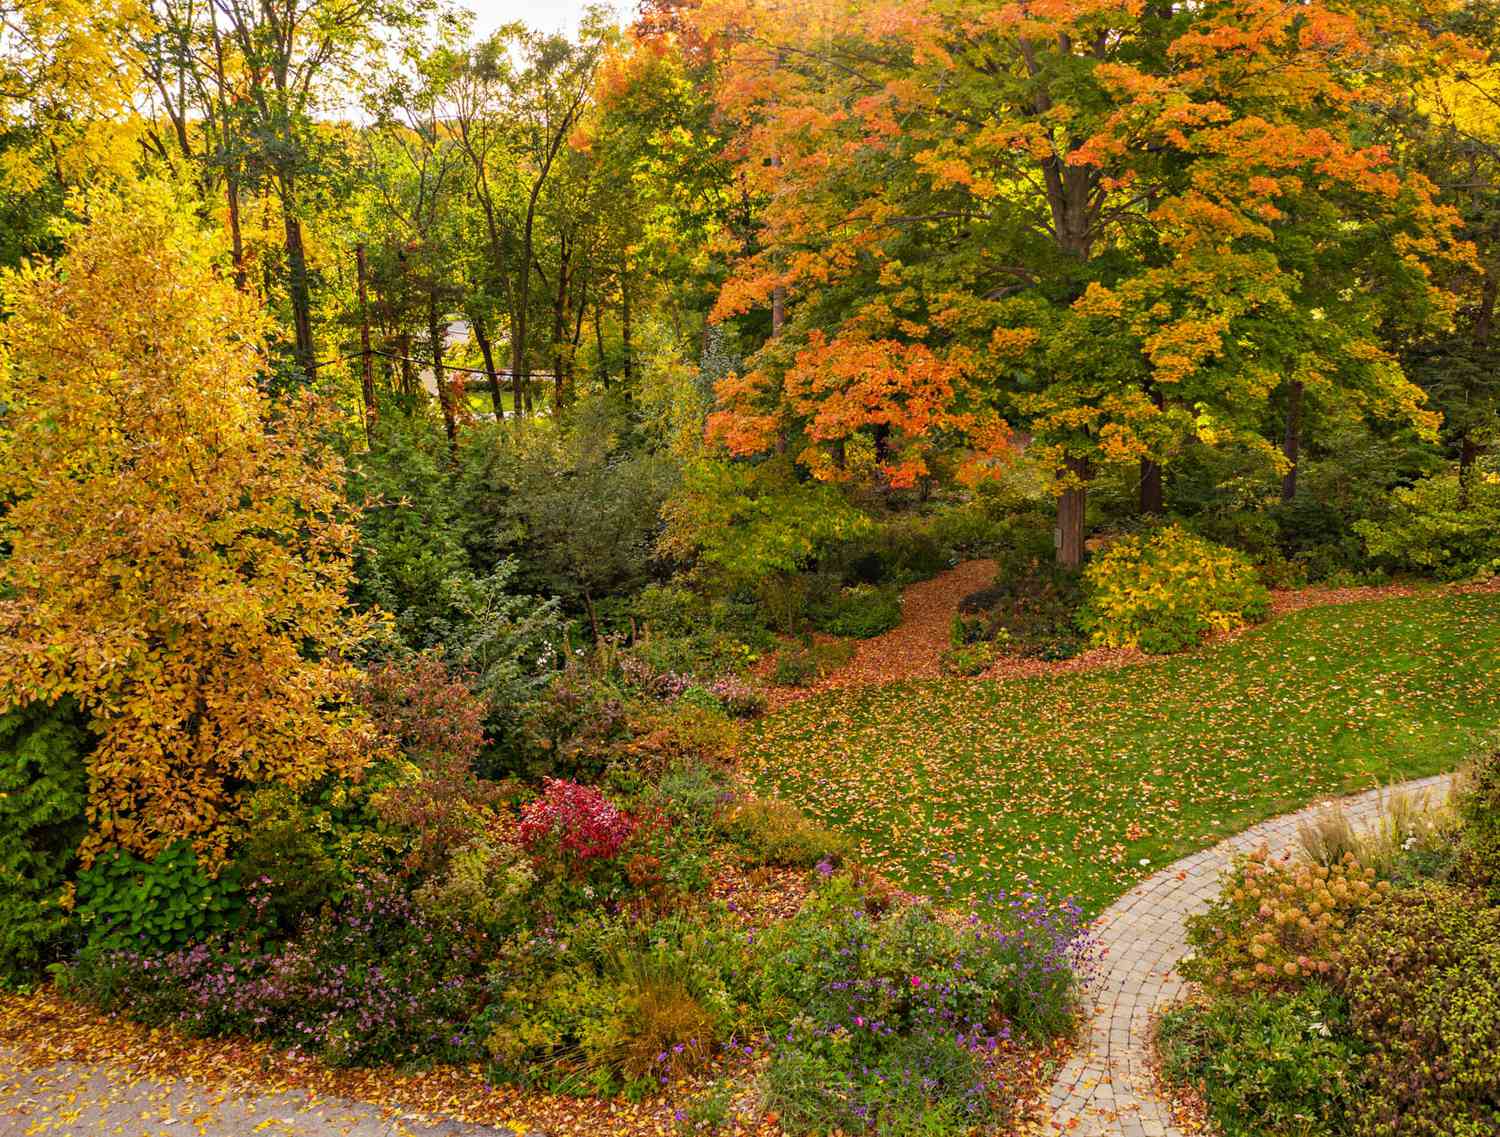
[692, 0, 1470, 488]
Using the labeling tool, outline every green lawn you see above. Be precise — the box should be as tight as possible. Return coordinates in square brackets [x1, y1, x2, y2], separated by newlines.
[744, 592, 1500, 913]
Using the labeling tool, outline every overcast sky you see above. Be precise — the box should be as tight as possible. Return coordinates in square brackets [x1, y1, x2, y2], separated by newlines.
[462, 0, 633, 38]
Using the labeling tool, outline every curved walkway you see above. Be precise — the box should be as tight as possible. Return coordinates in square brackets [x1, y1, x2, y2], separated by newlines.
[1044, 773, 1455, 1137]
[767, 558, 997, 705]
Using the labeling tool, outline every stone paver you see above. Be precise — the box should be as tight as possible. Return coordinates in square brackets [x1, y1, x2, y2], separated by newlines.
[1044, 774, 1454, 1136]
[0, 1047, 519, 1137]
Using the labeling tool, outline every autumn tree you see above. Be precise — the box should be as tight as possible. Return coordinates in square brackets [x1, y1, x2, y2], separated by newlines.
[451, 21, 609, 413]
[586, 22, 740, 390]
[0, 0, 146, 264]
[364, 41, 471, 448]
[0, 182, 375, 866]
[1389, 1, 1500, 507]
[696, 0, 1467, 565]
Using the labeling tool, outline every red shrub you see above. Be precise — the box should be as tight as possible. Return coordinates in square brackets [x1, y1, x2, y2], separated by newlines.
[360, 654, 503, 875]
[517, 779, 635, 864]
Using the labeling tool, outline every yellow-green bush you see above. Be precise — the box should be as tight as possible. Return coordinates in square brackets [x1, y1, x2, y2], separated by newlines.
[1077, 525, 1270, 654]
[719, 796, 850, 867]
[413, 829, 535, 938]
[1355, 472, 1500, 580]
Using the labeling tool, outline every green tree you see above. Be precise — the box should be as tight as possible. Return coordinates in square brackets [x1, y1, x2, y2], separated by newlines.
[0, 700, 89, 984]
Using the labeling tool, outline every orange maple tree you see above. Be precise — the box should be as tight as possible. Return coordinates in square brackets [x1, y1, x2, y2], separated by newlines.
[691, 0, 1472, 564]
[0, 182, 377, 866]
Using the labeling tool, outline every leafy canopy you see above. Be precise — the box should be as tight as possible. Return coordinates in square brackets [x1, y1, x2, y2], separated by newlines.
[697, 0, 1468, 491]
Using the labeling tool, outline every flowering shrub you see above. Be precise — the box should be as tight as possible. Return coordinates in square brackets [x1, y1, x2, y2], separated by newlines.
[1182, 848, 1389, 996]
[518, 780, 636, 867]
[618, 660, 768, 720]
[1077, 525, 1269, 654]
[62, 875, 486, 1067]
[703, 674, 766, 719]
[619, 654, 696, 701]
[753, 877, 1093, 1133]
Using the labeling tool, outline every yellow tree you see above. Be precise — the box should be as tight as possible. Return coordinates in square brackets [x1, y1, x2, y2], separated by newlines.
[0, 181, 375, 866]
[0, 0, 145, 189]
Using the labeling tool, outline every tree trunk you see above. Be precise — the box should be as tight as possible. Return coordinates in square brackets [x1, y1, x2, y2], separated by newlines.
[552, 236, 572, 407]
[1056, 456, 1090, 570]
[226, 173, 246, 292]
[396, 332, 415, 397]
[1462, 271, 1497, 509]
[594, 304, 609, 387]
[1460, 432, 1481, 510]
[1140, 383, 1165, 514]
[1281, 378, 1304, 503]
[472, 311, 505, 418]
[770, 155, 786, 336]
[429, 296, 457, 454]
[279, 176, 316, 380]
[1140, 458, 1164, 515]
[621, 269, 634, 386]
[570, 280, 587, 390]
[355, 244, 376, 444]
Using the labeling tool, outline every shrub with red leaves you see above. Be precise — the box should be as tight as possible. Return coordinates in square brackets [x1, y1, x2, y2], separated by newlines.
[360, 653, 503, 875]
[360, 653, 487, 763]
[517, 779, 635, 864]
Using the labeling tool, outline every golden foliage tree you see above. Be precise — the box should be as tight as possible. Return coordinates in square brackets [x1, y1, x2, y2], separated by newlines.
[0, 181, 375, 865]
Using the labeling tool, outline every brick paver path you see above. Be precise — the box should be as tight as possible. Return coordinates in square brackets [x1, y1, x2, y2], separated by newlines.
[1044, 773, 1455, 1137]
